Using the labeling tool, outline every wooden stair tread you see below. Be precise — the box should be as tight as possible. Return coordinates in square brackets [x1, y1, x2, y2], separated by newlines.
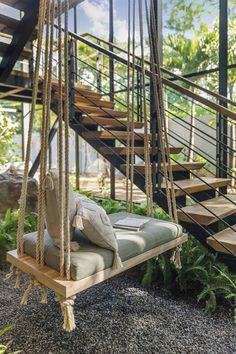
[51, 80, 91, 91]
[121, 162, 205, 173]
[75, 103, 127, 118]
[53, 92, 115, 109]
[80, 117, 144, 129]
[100, 146, 183, 155]
[0, 41, 31, 59]
[167, 177, 231, 197]
[0, 0, 28, 11]
[82, 130, 145, 141]
[74, 95, 115, 109]
[207, 225, 236, 255]
[0, 14, 19, 34]
[178, 195, 236, 225]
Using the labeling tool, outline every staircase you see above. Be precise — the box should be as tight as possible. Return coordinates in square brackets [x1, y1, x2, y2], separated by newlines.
[0, 2, 236, 270]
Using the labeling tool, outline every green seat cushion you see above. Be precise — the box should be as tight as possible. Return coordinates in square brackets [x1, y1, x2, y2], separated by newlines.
[23, 212, 183, 281]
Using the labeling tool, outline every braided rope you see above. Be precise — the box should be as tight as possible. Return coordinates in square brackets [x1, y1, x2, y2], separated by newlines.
[138, 0, 153, 217]
[57, 0, 65, 277]
[149, 0, 178, 222]
[125, 0, 131, 211]
[17, 0, 46, 255]
[129, 0, 136, 212]
[64, 0, 71, 280]
[36, 1, 51, 265]
[55, 294, 76, 332]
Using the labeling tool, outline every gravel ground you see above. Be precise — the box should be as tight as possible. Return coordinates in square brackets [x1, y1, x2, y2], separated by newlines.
[0, 266, 235, 354]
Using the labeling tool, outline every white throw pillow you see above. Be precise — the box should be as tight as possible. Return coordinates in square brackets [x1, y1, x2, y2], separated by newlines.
[73, 196, 123, 269]
[44, 169, 79, 252]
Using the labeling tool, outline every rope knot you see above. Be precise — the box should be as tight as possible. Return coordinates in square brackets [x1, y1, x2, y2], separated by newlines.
[55, 294, 76, 332]
[170, 246, 182, 269]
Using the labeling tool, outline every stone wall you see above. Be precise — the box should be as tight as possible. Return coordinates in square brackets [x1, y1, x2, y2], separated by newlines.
[0, 173, 38, 218]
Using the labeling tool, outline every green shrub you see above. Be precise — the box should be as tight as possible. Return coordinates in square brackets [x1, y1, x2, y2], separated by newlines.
[0, 209, 37, 265]
[0, 324, 20, 354]
[142, 236, 236, 318]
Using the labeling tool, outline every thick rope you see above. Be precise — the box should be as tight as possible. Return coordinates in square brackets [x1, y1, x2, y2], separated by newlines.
[36, 1, 51, 265]
[57, 0, 65, 277]
[125, 0, 131, 211]
[17, 0, 46, 255]
[64, 0, 71, 280]
[147, 0, 182, 267]
[55, 294, 76, 332]
[138, 0, 153, 217]
[4, 265, 22, 288]
[129, 0, 136, 212]
[21, 277, 48, 305]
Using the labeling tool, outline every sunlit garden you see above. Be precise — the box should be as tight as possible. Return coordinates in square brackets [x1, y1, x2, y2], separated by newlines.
[0, 0, 236, 353]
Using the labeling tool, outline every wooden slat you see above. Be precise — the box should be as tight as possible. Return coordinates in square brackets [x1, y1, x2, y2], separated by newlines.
[82, 130, 147, 141]
[7, 234, 188, 298]
[0, 0, 29, 11]
[207, 225, 236, 255]
[53, 91, 115, 109]
[74, 95, 115, 109]
[80, 116, 144, 129]
[0, 14, 19, 34]
[121, 162, 206, 174]
[178, 195, 236, 225]
[0, 41, 31, 59]
[51, 80, 91, 91]
[75, 103, 127, 118]
[167, 177, 231, 197]
[100, 146, 183, 155]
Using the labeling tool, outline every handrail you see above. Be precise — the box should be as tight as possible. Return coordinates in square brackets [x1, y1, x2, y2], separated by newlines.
[59, 29, 236, 121]
[80, 32, 236, 109]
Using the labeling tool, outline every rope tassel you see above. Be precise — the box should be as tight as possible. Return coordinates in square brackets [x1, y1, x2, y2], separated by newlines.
[170, 246, 182, 269]
[55, 294, 76, 332]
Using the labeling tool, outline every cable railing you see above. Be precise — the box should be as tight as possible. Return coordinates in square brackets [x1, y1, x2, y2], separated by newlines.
[12, 26, 236, 258]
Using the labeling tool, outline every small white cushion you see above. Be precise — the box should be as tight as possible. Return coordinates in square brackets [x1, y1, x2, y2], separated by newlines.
[73, 196, 123, 269]
[45, 169, 79, 251]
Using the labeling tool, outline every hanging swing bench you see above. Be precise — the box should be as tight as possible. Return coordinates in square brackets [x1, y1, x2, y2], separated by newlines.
[6, 0, 187, 332]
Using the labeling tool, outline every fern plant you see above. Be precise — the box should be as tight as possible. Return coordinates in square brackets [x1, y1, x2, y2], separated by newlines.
[141, 235, 236, 318]
[0, 324, 20, 354]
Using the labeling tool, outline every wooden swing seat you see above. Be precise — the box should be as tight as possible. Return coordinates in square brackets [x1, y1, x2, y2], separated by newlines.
[7, 212, 187, 297]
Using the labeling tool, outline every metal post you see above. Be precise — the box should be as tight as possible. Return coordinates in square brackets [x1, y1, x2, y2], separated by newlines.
[109, 0, 115, 199]
[217, 0, 228, 182]
[74, 6, 80, 191]
[96, 42, 102, 92]
[150, 0, 163, 199]
[69, 39, 75, 123]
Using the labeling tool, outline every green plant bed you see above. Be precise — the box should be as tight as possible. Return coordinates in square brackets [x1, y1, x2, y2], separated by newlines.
[141, 236, 236, 320]
[0, 209, 37, 266]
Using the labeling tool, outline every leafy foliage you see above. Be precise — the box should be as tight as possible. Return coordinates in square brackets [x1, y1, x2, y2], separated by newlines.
[0, 115, 20, 165]
[0, 324, 20, 354]
[0, 209, 37, 265]
[142, 236, 236, 318]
